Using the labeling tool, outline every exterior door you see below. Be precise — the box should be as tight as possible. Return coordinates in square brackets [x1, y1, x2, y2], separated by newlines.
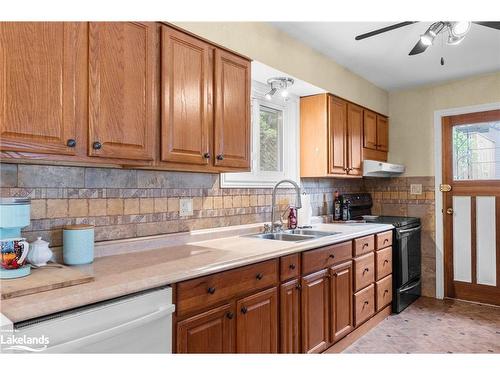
[280, 279, 301, 353]
[329, 261, 354, 342]
[161, 25, 211, 165]
[328, 95, 348, 175]
[88, 22, 156, 160]
[176, 304, 235, 353]
[301, 269, 330, 353]
[214, 49, 251, 169]
[0, 22, 86, 155]
[347, 103, 363, 176]
[442, 109, 500, 305]
[236, 287, 278, 353]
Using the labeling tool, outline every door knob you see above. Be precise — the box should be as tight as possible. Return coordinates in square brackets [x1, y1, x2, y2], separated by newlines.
[446, 208, 454, 215]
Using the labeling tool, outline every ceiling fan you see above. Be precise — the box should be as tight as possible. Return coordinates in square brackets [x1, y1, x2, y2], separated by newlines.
[355, 21, 500, 56]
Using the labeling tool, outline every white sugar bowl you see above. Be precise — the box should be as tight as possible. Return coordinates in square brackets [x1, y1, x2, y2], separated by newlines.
[27, 237, 53, 267]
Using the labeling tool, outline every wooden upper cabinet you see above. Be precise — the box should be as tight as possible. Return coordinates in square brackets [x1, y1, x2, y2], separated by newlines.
[88, 22, 156, 160]
[0, 22, 86, 155]
[328, 95, 348, 175]
[376, 115, 389, 151]
[236, 287, 278, 353]
[363, 110, 378, 150]
[177, 303, 235, 353]
[214, 49, 251, 169]
[161, 26, 211, 165]
[330, 261, 354, 342]
[347, 103, 363, 176]
[280, 279, 301, 353]
[301, 269, 330, 353]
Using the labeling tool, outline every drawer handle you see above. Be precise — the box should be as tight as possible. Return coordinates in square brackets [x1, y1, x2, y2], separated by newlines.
[289, 264, 296, 270]
[384, 289, 389, 295]
[295, 283, 302, 290]
[383, 239, 389, 243]
[256, 273, 263, 280]
[363, 267, 370, 274]
[241, 306, 248, 314]
[329, 254, 335, 259]
[362, 243, 369, 248]
[226, 312, 234, 320]
[383, 259, 389, 264]
[207, 287, 216, 294]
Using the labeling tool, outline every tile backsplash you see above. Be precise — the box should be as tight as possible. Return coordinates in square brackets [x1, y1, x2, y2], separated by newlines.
[1, 163, 437, 298]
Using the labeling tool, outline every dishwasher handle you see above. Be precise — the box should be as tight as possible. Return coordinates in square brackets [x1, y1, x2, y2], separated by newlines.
[44, 304, 175, 353]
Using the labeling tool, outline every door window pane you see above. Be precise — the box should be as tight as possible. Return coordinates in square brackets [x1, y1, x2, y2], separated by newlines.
[452, 121, 500, 180]
[259, 105, 283, 172]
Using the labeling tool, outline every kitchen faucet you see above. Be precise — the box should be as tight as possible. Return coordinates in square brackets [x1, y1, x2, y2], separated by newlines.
[265, 179, 302, 233]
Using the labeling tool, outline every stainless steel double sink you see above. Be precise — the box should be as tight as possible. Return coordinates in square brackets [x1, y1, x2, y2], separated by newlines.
[246, 229, 341, 242]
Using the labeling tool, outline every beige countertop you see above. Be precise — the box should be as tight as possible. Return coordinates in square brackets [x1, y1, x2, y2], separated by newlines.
[1, 222, 392, 323]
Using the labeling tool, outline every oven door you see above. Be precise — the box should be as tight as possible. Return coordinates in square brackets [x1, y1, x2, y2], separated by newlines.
[395, 224, 422, 287]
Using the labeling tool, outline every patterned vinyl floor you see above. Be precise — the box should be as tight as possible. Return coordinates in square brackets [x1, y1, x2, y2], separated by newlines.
[343, 297, 500, 353]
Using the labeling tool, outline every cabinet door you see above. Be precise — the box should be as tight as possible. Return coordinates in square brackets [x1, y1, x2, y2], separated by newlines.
[88, 22, 156, 160]
[214, 49, 251, 169]
[347, 103, 363, 176]
[280, 279, 301, 353]
[177, 304, 235, 353]
[236, 287, 278, 353]
[376, 115, 389, 151]
[363, 110, 377, 150]
[330, 261, 354, 342]
[301, 269, 330, 353]
[328, 96, 347, 175]
[161, 26, 211, 165]
[0, 22, 86, 155]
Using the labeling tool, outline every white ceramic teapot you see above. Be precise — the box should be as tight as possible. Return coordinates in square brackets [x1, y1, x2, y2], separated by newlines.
[27, 237, 53, 266]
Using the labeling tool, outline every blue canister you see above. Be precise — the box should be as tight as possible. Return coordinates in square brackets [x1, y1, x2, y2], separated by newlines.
[63, 224, 95, 265]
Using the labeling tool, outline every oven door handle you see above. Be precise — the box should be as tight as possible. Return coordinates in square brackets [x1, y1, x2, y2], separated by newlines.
[399, 279, 421, 293]
[397, 225, 422, 234]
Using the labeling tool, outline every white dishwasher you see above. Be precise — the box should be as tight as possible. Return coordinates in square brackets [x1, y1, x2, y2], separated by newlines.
[3, 287, 175, 353]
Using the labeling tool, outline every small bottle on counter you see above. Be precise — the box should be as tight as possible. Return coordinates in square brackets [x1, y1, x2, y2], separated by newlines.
[334, 191, 342, 221]
[288, 207, 298, 229]
[341, 197, 351, 221]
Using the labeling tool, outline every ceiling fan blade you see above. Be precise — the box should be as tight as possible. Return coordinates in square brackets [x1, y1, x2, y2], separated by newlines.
[355, 21, 418, 40]
[408, 39, 429, 56]
[473, 21, 500, 31]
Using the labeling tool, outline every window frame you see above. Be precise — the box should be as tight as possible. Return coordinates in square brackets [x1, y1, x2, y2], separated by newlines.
[220, 80, 299, 188]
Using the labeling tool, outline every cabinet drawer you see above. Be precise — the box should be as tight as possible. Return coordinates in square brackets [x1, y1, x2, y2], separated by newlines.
[376, 230, 393, 249]
[353, 235, 375, 256]
[375, 246, 392, 280]
[354, 284, 375, 326]
[354, 252, 375, 291]
[280, 253, 300, 281]
[176, 259, 278, 316]
[302, 241, 352, 275]
[376, 275, 392, 311]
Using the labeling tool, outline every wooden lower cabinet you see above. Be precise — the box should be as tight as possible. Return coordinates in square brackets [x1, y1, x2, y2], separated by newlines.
[176, 303, 235, 353]
[280, 279, 301, 353]
[301, 269, 330, 353]
[236, 287, 278, 353]
[329, 261, 354, 342]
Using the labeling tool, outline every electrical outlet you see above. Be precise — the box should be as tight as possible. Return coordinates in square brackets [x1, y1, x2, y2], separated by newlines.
[179, 198, 193, 217]
[410, 184, 423, 195]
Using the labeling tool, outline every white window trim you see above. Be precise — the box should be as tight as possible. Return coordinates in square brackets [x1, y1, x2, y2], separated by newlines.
[220, 80, 300, 188]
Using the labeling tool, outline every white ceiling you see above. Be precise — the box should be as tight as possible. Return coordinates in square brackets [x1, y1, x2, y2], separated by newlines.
[270, 22, 500, 91]
[251, 61, 326, 96]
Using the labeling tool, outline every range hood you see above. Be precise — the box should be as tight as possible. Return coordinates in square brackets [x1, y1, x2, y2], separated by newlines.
[363, 160, 405, 177]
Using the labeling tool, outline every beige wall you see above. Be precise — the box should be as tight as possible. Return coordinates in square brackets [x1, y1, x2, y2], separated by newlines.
[173, 22, 388, 115]
[388, 71, 500, 176]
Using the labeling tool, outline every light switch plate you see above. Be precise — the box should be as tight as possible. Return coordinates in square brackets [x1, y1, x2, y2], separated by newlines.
[179, 198, 193, 216]
[410, 184, 423, 195]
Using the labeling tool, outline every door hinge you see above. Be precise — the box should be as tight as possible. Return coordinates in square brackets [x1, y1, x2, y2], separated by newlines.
[439, 184, 452, 192]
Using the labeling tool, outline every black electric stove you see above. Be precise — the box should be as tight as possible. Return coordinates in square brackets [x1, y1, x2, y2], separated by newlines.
[341, 193, 422, 313]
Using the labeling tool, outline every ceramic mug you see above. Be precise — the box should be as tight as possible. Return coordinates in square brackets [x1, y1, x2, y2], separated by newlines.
[0, 238, 29, 270]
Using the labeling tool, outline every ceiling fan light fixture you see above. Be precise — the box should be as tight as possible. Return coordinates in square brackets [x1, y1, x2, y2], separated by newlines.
[447, 33, 466, 45]
[450, 21, 471, 36]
